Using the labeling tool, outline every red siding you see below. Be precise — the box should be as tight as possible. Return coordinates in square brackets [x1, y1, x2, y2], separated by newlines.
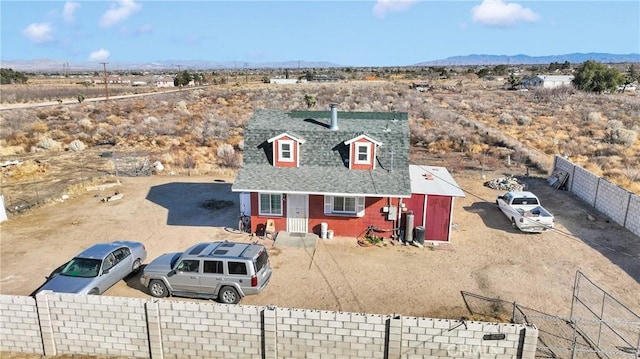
[248, 192, 399, 238]
[349, 141, 374, 170]
[249, 193, 287, 235]
[309, 195, 395, 237]
[404, 194, 425, 227]
[425, 195, 452, 242]
[273, 136, 298, 168]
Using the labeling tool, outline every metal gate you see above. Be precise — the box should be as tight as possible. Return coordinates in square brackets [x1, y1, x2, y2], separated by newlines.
[286, 194, 308, 233]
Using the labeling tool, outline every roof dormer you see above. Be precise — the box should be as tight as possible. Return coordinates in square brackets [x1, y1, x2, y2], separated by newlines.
[344, 134, 382, 170]
[267, 132, 305, 168]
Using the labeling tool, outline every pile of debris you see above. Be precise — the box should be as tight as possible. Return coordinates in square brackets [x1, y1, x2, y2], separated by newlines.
[484, 177, 525, 191]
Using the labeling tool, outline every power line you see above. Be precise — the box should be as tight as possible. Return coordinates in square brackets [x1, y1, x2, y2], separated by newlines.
[100, 62, 109, 100]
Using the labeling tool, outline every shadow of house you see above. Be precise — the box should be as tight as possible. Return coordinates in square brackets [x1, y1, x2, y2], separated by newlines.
[146, 182, 239, 227]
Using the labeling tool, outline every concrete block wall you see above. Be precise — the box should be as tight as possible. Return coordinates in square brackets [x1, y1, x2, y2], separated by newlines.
[36, 292, 150, 357]
[594, 178, 632, 227]
[627, 195, 640, 236]
[0, 295, 43, 354]
[275, 308, 388, 359]
[156, 300, 263, 358]
[553, 156, 640, 238]
[398, 318, 537, 358]
[1, 293, 538, 359]
[572, 165, 599, 206]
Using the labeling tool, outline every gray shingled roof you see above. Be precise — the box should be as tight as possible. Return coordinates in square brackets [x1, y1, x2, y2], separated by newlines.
[232, 109, 411, 197]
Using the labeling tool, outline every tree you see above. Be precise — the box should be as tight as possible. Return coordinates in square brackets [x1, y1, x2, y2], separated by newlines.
[506, 73, 521, 90]
[572, 61, 624, 93]
[1, 68, 28, 84]
[623, 64, 638, 90]
[303, 94, 316, 108]
[174, 70, 193, 87]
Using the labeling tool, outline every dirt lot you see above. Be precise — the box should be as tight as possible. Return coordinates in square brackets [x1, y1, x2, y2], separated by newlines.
[1, 169, 639, 321]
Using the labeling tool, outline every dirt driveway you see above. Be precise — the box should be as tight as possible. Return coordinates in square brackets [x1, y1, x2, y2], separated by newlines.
[1, 171, 638, 320]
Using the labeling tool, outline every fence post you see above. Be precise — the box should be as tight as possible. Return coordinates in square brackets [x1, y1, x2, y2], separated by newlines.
[35, 292, 57, 356]
[145, 300, 163, 359]
[593, 177, 601, 208]
[262, 306, 278, 359]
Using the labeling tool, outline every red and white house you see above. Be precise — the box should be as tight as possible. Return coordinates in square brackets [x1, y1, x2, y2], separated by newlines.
[232, 105, 464, 241]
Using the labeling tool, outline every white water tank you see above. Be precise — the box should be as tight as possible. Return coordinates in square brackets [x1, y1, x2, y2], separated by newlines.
[321, 222, 328, 239]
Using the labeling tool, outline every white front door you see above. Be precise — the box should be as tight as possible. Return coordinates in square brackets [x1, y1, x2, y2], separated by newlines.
[286, 194, 308, 233]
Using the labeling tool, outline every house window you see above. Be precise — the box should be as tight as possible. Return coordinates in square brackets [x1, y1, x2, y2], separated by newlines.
[324, 196, 365, 217]
[354, 143, 371, 164]
[259, 193, 283, 216]
[278, 140, 294, 162]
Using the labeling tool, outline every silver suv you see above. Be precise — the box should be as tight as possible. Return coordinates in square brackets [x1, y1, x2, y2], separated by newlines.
[140, 241, 272, 304]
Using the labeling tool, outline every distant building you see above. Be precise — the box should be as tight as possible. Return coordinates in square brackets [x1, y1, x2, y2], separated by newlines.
[521, 75, 574, 89]
[269, 78, 306, 85]
[154, 76, 174, 88]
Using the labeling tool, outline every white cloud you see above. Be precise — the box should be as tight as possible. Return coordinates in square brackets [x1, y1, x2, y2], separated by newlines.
[373, 0, 419, 18]
[100, 0, 142, 28]
[471, 0, 539, 27]
[63, 1, 80, 23]
[23, 23, 54, 44]
[89, 48, 111, 61]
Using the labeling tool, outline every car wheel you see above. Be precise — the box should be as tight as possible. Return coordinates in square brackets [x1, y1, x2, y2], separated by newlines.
[218, 286, 240, 304]
[88, 288, 100, 295]
[511, 218, 517, 229]
[132, 259, 141, 273]
[149, 280, 169, 298]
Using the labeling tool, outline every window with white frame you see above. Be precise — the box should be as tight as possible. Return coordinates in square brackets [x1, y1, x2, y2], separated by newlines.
[278, 140, 294, 162]
[324, 196, 365, 216]
[354, 143, 371, 164]
[259, 193, 283, 216]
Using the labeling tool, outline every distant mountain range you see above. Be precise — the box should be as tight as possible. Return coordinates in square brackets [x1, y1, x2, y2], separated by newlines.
[1, 53, 638, 72]
[415, 52, 640, 66]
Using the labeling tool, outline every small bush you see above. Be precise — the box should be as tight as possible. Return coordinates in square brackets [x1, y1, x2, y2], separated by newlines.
[498, 113, 513, 125]
[217, 143, 239, 168]
[516, 114, 532, 126]
[68, 139, 86, 152]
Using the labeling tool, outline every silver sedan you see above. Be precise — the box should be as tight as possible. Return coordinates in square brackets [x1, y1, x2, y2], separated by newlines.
[36, 241, 147, 295]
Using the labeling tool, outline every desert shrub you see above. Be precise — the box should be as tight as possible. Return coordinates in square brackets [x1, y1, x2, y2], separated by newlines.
[31, 121, 48, 133]
[143, 116, 159, 125]
[498, 113, 513, 125]
[217, 143, 239, 168]
[612, 128, 637, 146]
[586, 111, 604, 122]
[78, 118, 93, 130]
[516, 114, 532, 126]
[36, 137, 61, 151]
[68, 139, 86, 152]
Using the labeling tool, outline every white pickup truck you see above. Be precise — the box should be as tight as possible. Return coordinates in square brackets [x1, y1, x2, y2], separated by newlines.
[496, 191, 554, 233]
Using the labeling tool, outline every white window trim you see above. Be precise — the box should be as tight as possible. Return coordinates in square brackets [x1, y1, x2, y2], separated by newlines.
[259, 193, 283, 216]
[324, 195, 365, 217]
[278, 140, 294, 163]
[354, 143, 371, 164]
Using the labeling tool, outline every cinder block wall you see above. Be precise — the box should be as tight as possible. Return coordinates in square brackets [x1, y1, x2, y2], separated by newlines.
[0, 293, 538, 359]
[554, 156, 640, 237]
[0, 295, 43, 354]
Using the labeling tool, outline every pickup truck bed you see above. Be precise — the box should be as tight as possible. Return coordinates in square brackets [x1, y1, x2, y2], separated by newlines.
[497, 191, 554, 233]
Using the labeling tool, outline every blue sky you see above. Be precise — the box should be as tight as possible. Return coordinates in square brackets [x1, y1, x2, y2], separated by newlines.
[1, 0, 639, 67]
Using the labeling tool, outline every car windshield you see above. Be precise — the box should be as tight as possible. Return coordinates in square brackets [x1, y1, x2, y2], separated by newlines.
[60, 258, 101, 278]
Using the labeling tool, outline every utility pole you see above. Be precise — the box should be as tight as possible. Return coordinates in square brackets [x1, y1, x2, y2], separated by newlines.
[100, 62, 109, 100]
[176, 65, 182, 90]
[244, 63, 248, 83]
